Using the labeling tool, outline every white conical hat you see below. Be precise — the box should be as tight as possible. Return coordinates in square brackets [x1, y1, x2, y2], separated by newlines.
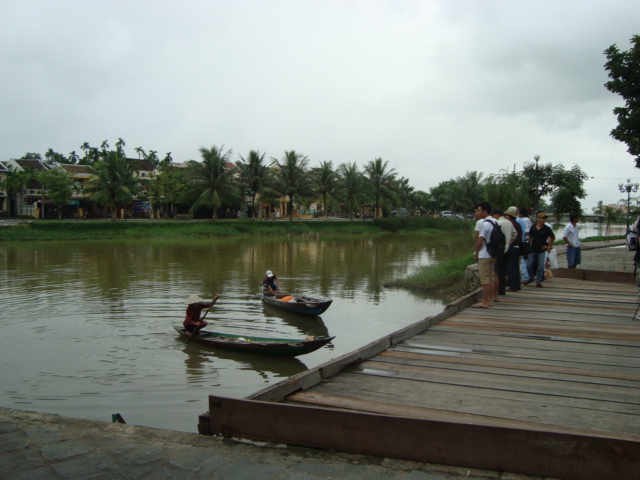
[185, 294, 203, 305]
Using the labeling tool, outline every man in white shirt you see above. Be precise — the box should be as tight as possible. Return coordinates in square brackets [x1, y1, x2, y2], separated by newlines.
[473, 202, 497, 308]
[562, 214, 581, 268]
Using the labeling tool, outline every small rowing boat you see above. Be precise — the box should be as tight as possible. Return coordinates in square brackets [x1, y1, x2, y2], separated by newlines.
[174, 326, 335, 356]
[262, 292, 333, 316]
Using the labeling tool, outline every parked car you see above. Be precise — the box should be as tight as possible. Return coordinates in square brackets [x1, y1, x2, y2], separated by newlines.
[440, 211, 464, 220]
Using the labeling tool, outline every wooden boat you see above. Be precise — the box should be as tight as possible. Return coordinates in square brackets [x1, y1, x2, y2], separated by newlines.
[262, 292, 333, 316]
[174, 326, 334, 356]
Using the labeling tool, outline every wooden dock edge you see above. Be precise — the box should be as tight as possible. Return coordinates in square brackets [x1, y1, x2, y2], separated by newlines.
[553, 267, 635, 283]
[203, 395, 640, 480]
[197, 289, 480, 430]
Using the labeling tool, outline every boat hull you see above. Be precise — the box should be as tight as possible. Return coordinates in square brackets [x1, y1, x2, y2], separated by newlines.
[174, 326, 334, 357]
[262, 292, 333, 316]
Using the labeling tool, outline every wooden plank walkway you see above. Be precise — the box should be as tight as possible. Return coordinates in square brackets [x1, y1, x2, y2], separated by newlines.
[200, 271, 640, 480]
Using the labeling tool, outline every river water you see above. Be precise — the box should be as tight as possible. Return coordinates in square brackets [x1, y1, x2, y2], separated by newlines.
[0, 222, 624, 433]
[0, 232, 475, 433]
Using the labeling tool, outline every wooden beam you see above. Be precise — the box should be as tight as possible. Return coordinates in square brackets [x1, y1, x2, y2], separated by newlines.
[205, 395, 640, 480]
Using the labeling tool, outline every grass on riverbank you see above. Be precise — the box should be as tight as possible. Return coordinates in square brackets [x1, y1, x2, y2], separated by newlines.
[0, 217, 473, 241]
[385, 252, 477, 300]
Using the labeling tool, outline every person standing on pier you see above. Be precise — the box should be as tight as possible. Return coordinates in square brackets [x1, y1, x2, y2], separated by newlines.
[562, 214, 581, 269]
[494, 208, 516, 297]
[472, 202, 497, 308]
[524, 213, 555, 287]
[505, 206, 523, 291]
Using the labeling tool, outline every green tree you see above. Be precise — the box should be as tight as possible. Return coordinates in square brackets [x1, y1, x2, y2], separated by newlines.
[273, 150, 313, 221]
[43, 148, 69, 166]
[37, 168, 72, 219]
[604, 35, 640, 167]
[312, 160, 340, 220]
[149, 162, 188, 218]
[0, 165, 33, 218]
[180, 145, 239, 221]
[79, 142, 101, 165]
[68, 151, 80, 164]
[549, 165, 589, 218]
[394, 176, 414, 211]
[483, 171, 530, 212]
[363, 158, 398, 217]
[236, 150, 271, 220]
[85, 151, 139, 220]
[338, 162, 368, 221]
[20, 152, 43, 160]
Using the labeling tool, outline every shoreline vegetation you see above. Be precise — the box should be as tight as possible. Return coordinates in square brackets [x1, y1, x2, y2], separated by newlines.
[387, 235, 625, 300]
[0, 219, 625, 300]
[0, 217, 472, 241]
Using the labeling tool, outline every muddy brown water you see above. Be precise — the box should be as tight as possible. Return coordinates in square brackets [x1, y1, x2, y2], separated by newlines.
[0, 222, 619, 432]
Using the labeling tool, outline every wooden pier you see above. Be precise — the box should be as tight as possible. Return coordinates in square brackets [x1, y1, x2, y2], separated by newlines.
[199, 269, 640, 480]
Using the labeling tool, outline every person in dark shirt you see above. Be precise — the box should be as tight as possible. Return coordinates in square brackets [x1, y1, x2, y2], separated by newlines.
[524, 212, 555, 287]
[262, 270, 280, 294]
[504, 206, 523, 292]
[183, 294, 219, 332]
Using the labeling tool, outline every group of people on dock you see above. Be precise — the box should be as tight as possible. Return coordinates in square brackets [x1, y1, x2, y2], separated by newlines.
[472, 202, 581, 308]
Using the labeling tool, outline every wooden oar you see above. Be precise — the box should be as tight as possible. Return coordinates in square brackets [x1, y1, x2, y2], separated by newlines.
[185, 296, 218, 344]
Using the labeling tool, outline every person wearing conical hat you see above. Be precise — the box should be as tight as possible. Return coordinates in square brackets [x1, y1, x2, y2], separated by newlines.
[183, 294, 219, 333]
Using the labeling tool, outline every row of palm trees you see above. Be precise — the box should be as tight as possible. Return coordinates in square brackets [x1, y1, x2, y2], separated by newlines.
[3, 143, 413, 221]
[178, 146, 404, 221]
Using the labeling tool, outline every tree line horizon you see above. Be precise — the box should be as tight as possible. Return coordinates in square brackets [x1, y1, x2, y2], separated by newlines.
[3, 137, 592, 221]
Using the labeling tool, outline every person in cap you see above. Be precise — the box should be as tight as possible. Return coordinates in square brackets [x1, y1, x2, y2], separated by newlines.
[183, 294, 219, 332]
[504, 206, 523, 292]
[524, 212, 555, 287]
[493, 208, 516, 298]
[262, 270, 280, 294]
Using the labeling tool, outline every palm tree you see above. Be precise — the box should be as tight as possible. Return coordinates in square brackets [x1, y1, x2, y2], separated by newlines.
[85, 151, 139, 220]
[363, 158, 398, 218]
[312, 160, 340, 219]
[236, 150, 271, 220]
[134, 147, 146, 159]
[115, 138, 126, 157]
[180, 145, 239, 221]
[338, 162, 367, 221]
[273, 150, 313, 221]
[394, 176, 414, 211]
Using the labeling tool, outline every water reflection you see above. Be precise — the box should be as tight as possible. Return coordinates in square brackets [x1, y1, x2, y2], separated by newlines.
[261, 304, 330, 337]
[181, 343, 309, 380]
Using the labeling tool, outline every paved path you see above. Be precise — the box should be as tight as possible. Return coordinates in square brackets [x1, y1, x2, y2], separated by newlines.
[0, 241, 633, 480]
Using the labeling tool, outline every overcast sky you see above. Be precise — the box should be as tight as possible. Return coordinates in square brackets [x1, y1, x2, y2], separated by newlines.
[1, 0, 639, 211]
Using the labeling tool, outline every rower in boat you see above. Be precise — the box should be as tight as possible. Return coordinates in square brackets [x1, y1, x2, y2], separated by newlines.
[262, 270, 280, 294]
[184, 294, 219, 333]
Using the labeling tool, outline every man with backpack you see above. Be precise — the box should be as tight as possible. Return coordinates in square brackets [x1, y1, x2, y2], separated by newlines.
[473, 202, 503, 308]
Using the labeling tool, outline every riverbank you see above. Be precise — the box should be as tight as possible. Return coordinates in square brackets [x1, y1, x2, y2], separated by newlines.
[0, 217, 472, 241]
[389, 236, 628, 299]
